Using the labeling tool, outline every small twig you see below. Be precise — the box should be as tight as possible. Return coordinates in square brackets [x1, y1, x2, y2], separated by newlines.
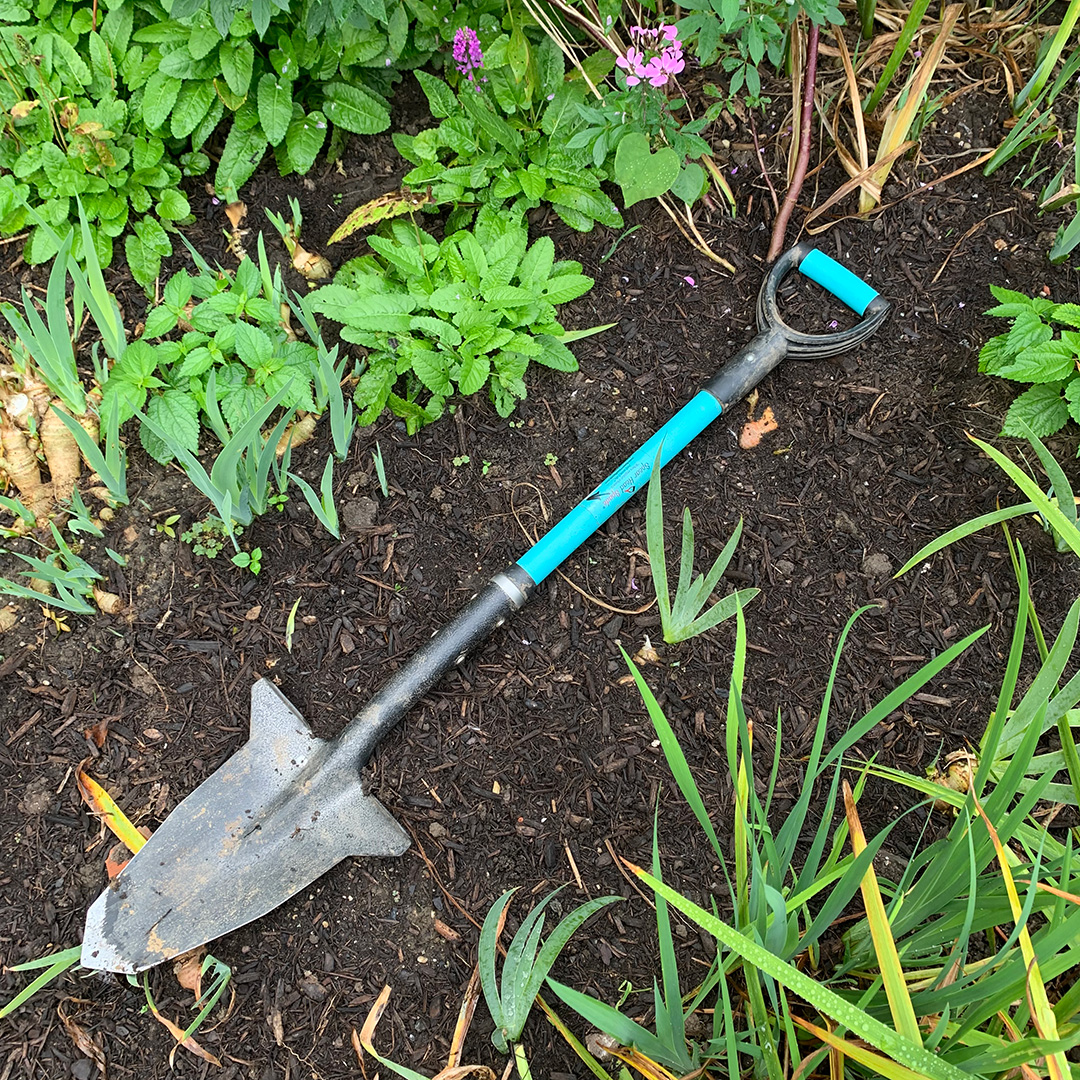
[768, 19, 820, 261]
[748, 112, 780, 216]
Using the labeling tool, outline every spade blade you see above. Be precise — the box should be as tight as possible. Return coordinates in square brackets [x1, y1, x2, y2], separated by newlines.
[80, 680, 409, 973]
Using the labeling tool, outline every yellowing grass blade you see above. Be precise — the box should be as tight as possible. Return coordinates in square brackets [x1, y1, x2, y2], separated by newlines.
[972, 792, 1070, 1080]
[843, 781, 922, 1048]
[75, 762, 147, 855]
[859, 4, 962, 213]
[792, 1016, 930, 1080]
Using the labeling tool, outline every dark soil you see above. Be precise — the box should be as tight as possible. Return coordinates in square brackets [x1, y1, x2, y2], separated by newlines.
[2, 62, 1079, 1080]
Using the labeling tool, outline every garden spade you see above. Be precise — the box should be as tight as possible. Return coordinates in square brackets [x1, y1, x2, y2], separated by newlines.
[81, 244, 889, 973]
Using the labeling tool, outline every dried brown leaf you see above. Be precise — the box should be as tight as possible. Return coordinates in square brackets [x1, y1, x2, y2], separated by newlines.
[0, 604, 18, 633]
[173, 948, 206, 997]
[225, 201, 247, 229]
[58, 1004, 106, 1076]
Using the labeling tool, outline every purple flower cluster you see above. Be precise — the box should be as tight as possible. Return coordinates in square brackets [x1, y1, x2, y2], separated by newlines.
[616, 24, 685, 88]
[453, 27, 486, 88]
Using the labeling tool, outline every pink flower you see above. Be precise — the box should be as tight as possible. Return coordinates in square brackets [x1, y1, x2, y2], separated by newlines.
[452, 27, 485, 87]
[620, 24, 683, 88]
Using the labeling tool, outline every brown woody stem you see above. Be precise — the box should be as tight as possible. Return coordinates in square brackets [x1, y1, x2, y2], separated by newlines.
[767, 20, 820, 262]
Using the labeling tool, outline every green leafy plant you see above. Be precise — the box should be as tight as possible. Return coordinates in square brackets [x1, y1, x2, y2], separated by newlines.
[978, 285, 1080, 438]
[675, 0, 842, 103]
[309, 215, 608, 428]
[139, 381, 295, 545]
[645, 448, 758, 642]
[182, 515, 232, 558]
[103, 253, 320, 464]
[382, 55, 622, 236]
[230, 545, 262, 573]
[0, 947, 82, 1020]
[480, 886, 620, 1079]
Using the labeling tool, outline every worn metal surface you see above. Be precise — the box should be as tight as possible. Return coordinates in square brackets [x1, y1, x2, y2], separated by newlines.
[81, 680, 408, 973]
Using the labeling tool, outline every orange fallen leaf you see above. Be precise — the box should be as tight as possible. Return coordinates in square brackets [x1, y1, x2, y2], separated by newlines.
[75, 762, 147, 855]
[225, 201, 247, 229]
[739, 406, 778, 449]
[104, 829, 152, 878]
[84, 716, 110, 748]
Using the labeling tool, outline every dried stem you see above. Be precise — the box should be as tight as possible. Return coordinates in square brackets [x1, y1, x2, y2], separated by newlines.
[767, 19, 820, 261]
[748, 111, 780, 216]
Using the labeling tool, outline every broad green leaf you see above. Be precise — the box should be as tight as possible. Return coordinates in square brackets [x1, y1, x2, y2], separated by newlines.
[988, 285, 1037, 315]
[157, 188, 191, 222]
[234, 321, 274, 369]
[285, 110, 327, 174]
[215, 124, 268, 201]
[517, 236, 554, 288]
[258, 73, 293, 145]
[219, 39, 254, 96]
[414, 69, 457, 119]
[996, 339, 1078, 383]
[457, 351, 490, 395]
[141, 389, 200, 463]
[1006, 310, 1053, 353]
[409, 316, 461, 346]
[142, 70, 182, 130]
[169, 79, 216, 139]
[125, 231, 162, 287]
[534, 335, 578, 372]
[409, 346, 452, 396]
[542, 273, 593, 305]
[322, 82, 390, 134]
[1002, 383, 1071, 437]
[614, 132, 681, 207]
[978, 333, 1014, 374]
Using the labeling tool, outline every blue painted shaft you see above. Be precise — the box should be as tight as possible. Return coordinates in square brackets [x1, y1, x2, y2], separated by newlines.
[798, 248, 878, 315]
[517, 391, 723, 584]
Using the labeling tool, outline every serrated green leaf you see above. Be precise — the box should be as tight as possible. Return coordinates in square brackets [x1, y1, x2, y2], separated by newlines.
[170, 80, 216, 140]
[457, 351, 490, 395]
[542, 273, 593, 305]
[978, 333, 1014, 374]
[219, 39, 254, 97]
[996, 339, 1078, 383]
[125, 232, 162, 288]
[1007, 310, 1053, 353]
[157, 188, 191, 222]
[215, 124, 268, 201]
[534, 335, 578, 371]
[1002, 383, 1070, 438]
[234, 321, 274, 369]
[142, 389, 199, 463]
[1051, 302, 1080, 328]
[409, 316, 462, 346]
[258, 73, 293, 145]
[414, 69, 457, 119]
[285, 110, 327, 174]
[409, 346, 452, 396]
[323, 82, 390, 134]
[142, 70, 182, 130]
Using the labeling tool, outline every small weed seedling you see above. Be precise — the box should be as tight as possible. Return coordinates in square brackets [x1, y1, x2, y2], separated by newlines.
[182, 517, 234, 560]
[645, 448, 758, 643]
[231, 547, 263, 575]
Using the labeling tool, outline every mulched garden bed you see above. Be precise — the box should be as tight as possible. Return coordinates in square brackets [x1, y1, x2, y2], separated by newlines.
[1, 71, 1078, 1080]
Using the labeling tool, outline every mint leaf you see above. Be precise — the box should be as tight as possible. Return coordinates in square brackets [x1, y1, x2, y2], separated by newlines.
[1001, 383, 1070, 438]
[534, 335, 578, 371]
[234, 322, 274, 369]
[409, 345, 452, 396]
[986, 284, 1039, 318]
[143, 305, 179, 338]
[996, 339, 1078, 383]
[141, 388, 200, 463]
[1006, 310, 1052, 353]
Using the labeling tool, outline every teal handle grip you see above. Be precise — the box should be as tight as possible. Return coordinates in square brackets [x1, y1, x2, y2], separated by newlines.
[798, 249, 878, 316]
